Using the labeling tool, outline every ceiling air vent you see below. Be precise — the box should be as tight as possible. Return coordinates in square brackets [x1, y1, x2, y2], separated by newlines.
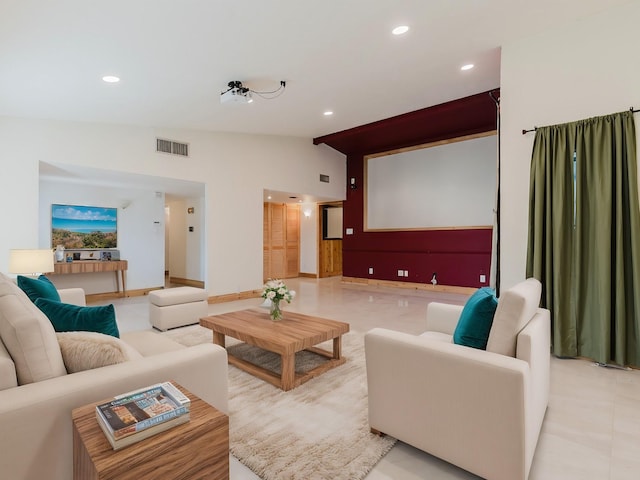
[156, 138, 189, 157]
[319, 174, 330, 183]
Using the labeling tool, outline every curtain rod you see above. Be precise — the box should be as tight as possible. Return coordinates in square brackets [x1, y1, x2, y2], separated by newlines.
[521, 107, 640, 135]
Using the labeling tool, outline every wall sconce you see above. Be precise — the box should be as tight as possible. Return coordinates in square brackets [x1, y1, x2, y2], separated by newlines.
[349, 177, 357, 189]
[303, 209, 312, 218]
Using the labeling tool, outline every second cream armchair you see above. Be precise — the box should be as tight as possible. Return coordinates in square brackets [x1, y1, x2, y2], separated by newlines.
[365, 278, 550, 480]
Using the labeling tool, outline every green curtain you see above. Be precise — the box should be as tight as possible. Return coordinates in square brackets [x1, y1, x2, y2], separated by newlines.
[526, 111, 640, 367]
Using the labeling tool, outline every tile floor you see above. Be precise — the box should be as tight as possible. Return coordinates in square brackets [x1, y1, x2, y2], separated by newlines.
[101, 277, 640, 480]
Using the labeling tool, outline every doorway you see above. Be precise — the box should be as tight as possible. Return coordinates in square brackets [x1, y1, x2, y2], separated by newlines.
[318, 202, 343, 278]
[165, 195, 205, 288]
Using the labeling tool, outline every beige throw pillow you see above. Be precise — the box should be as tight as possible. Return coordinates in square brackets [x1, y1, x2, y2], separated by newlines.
[0, 281, 67, 384]
[56, 331, 143, 373]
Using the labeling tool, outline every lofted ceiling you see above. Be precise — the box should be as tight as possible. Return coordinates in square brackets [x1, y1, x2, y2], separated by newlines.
[0, 0, 631, 141]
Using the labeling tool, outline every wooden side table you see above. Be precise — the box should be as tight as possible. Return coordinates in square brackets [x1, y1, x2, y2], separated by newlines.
[72, 384, 229, 480]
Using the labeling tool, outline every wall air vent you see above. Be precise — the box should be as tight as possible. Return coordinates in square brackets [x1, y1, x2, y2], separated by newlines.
[319, 174, 330, 183]
[156, 138, 189, 157]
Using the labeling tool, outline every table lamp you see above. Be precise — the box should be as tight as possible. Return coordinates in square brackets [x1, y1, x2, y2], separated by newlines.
[8, 249, 55, 276]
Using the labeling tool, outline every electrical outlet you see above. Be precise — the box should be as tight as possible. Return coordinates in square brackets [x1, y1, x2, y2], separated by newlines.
[403, 270, 408, 277]
[368, 267, 374, 275]
[480, 274, 486, 283]
[397, 270, 404, 277]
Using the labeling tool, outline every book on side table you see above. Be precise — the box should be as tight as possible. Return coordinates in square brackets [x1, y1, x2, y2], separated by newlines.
[95, 381, 190, 450]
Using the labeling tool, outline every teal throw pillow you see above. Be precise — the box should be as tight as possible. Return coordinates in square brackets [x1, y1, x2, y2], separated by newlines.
[17, 275, 61, 304]
[453, 287, 498, 350]
[34, 298, 120, 338]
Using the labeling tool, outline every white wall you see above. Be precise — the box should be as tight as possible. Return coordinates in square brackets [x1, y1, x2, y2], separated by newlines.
[39, 180, 165, 293]
[500, 1, 640, 289]
[0, 117, 346, 295]
[300, 204, 318, 274]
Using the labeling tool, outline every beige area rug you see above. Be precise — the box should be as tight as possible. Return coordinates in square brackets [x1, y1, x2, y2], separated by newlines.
[162, 324, 396, 480]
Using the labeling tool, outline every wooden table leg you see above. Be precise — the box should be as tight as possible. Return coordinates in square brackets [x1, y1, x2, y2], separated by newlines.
[332, 336, 342, 359]
[213, 332, 226, 348]
[280, 353, 295, 391]
[121, 270, 126, 297]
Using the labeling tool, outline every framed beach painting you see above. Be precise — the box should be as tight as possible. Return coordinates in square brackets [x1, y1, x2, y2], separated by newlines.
[51, 204, 117, 249]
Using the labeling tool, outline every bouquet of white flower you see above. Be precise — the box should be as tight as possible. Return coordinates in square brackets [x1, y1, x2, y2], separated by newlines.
[261, 279, 296, 320]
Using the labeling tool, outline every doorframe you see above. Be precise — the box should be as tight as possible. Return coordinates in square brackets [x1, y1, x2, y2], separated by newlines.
[317, 201, 343, 278]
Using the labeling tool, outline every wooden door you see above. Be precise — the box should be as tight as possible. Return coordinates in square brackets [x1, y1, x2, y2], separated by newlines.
[285, 204, 300, 277]
[318, 202, 343, 278]
[263, 203, 300, 280]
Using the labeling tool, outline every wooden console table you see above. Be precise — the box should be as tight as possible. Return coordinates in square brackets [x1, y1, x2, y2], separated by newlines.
[53, 260, 128, 296]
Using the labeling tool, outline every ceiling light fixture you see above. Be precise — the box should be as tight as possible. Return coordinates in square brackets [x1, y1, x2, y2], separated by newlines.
[461, 64, 474, 71]
[324, 111, 333, 116]
[392, 25, 409, 35]
[220, 80, 286, 105]
[102, 75, 120, 83]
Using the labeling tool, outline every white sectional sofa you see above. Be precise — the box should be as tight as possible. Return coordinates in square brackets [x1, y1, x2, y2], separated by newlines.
[0, 272, 228, 480]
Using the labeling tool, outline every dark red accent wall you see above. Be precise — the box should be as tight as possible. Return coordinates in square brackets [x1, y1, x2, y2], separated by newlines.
[315, 89, 499, 288]
[343, 154, 492, 288]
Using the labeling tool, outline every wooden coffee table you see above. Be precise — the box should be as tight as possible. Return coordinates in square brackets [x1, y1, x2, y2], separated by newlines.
[200, 308, 349, 391]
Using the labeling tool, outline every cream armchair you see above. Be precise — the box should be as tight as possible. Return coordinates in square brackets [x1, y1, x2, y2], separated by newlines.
[365, 278, 550, 480]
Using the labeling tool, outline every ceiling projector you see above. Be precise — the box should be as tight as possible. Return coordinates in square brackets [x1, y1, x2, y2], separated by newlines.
[220, 81, 253, 104]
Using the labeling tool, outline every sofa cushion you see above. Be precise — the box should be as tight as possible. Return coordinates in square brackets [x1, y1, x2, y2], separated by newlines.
[34, 299, 120, 338]
[0, 281, 67, 385]
[453, 287, 498, 350]
[486, 278, 542, 357]
[419, 331, 453, 343]
[56, 331, 143, 373]
[17, 275, 61, 304]
[121, 330, 186, 356]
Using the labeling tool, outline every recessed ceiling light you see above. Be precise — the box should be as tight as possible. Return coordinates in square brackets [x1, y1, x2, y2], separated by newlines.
[102, 75, 120, 83]
[267, 195, 272, 200]
[392, 25, 409, 35]
[460, 64, 474, 71]
[324, 111, 333, 116]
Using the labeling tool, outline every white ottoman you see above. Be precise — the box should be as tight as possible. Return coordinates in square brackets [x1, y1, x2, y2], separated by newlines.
[148, 287, 208, 331]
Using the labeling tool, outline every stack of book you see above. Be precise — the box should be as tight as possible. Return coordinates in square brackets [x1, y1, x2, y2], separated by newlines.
[95, 381, 191, 450]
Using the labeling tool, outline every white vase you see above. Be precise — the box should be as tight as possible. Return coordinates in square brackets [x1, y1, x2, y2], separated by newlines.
[54, 245, 65, 262]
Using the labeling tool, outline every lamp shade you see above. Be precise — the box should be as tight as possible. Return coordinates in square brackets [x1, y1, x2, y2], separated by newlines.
[8, 249, 55, 275]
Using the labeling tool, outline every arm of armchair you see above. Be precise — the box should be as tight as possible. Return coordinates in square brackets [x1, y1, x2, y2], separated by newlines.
[365, 328, 530, 480]
[58, 287, 86, 306]
[425, 302, 462, 335]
